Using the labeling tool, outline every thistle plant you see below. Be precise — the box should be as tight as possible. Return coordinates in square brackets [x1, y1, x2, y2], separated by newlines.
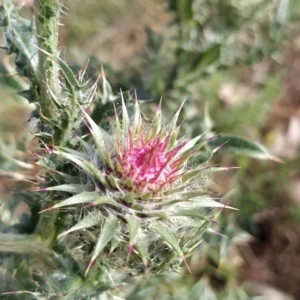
[0, 0, 275, 299]
[40, 97, 233, 278]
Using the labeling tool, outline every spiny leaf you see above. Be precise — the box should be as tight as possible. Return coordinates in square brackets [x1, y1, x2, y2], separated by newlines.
[85, 215, 119, 276]
[139, 210, 169, 220]
[120, 92, 130, 142]
[53, 150, 106, 184]
[149, 221, 191, 273]
[80, 76, 99, 106]
[110, 236, 122, 255]
[80, 107, 113, 168]
[208, 134, 277, 160]
[189, 150, 213, 166]
[45, 81, 64, 108]
[159, 198, 191, 207]
[167, 125, 181, 151]
[127, 214, 140, 247]
[107, 174, 120, 190]
[192, 198, 237, 209]
[40, 192, 109, 212]
[56, 146, 87, 159]
[132, 96, 141, 134]
[0, 3, 37, 78]
[163, 181, 200, 196]
[179, 191, 213, 201]
[92, 196, 117, 206]
[33, 45, 81, 91]
[58, 212, 102, 238]
[175, 133, 203, 158]
[150, 221, 182, 255]
[164, 100, 185, 135]
[182, 166, 235, 183]
[40, 184, 83, 193]
[151, 100, 162, 138]
[134, 230, 148, 269]
[170, 209, 210, 221]
[100, 67, 118, 103]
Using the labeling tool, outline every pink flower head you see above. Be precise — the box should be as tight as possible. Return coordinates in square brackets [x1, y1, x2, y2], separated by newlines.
[119, 132, 186, 193]
[49, 97, 231, 275]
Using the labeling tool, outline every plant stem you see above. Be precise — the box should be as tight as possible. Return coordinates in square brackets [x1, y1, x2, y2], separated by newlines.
[34, 0, 60, 121]
[33, 0, 60, 239]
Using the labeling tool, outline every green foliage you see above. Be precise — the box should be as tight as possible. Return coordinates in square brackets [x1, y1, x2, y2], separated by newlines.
[0, 2, 37, 81]
[208, 134, 274, 160]
[1, 0, 297, 299]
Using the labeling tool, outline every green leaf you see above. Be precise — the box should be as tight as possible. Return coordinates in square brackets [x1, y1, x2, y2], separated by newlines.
[127, 214, 140, 246]
[170, 198, 236, 221]
[197, 43, 221, 70]
[58, 211, 102, 238]
[34, 45, 81, 91]
[174, 0, 194, 24]
[208, 134, 275, 160]
[42, 184, 83, 193]
[140, 210, 169, 220]
[107, 174, 120, 190]
[151, 101, 162, 137]
[149, 221, 183, 258]
[56, 146, 86, 158]
[80, 108, 113, 168]
[150, 220, 192, 271]
[135, 230, 148, 267]
[54, 150, 106, 184]
[164, 101, 185, 136]
[182, 166, 233, 183]
[0, 3, 37, 78]
[109, 236, 122, 254]
[132, 97, 141, 134]
[179, 190, 212, 201]
[41, 192, 113, 212]
[170, 209, 209, 221]
[120, 92, 130, 141]
[159, 197, 191, 207]
[189, 150, 213, 166]
[165, 197, 236, 214]
[86, 215, 119, 275]
[100, 70, 118, 104]
[192, 197, 236, 209]
[175, 134, 202, 158]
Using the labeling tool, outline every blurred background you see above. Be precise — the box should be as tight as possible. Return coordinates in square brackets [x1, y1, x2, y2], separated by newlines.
[1, 0, 300, 299]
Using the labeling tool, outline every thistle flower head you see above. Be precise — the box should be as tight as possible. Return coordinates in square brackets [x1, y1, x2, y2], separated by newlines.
[112, 101, 188, 198]
[118, 131, 180, 193]
[42, 97, 232, 278]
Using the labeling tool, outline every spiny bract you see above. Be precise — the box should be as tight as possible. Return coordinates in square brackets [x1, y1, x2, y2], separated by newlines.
[41, 98, 231, 276]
